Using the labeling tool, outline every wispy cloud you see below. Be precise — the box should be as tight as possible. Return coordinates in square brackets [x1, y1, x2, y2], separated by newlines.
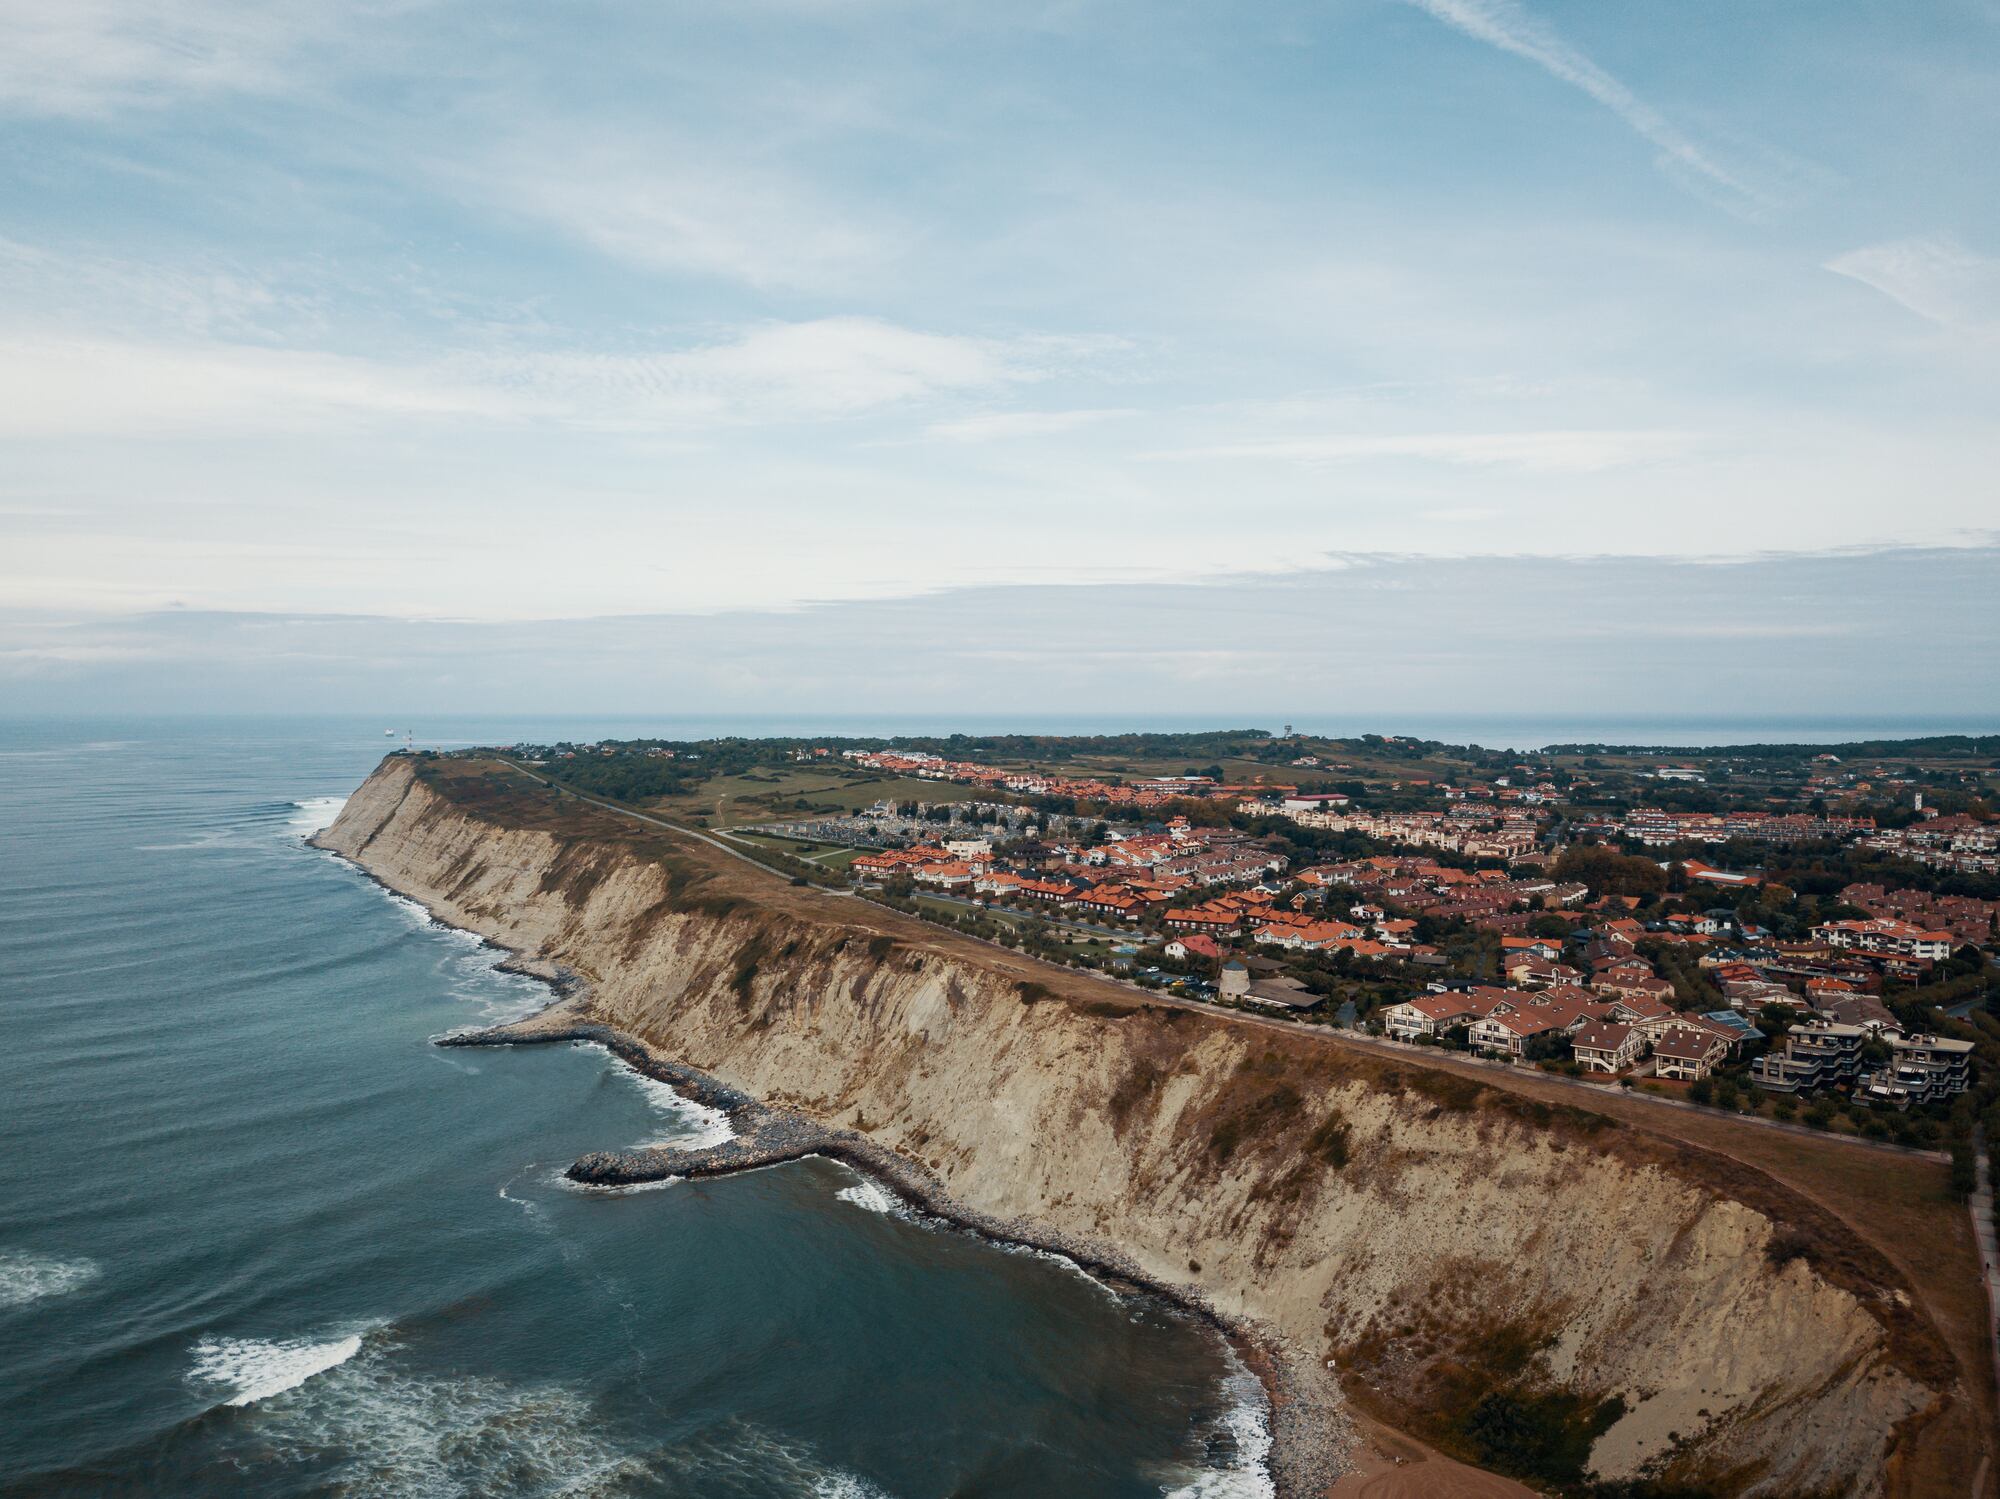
[1148, 429, 1693, 473]
[1397, 0, 1764, 212]
[922, 408, 1136, 443]
[0, 317, 1095, 438]
[454, 138, 893, 293]
[0, 0, 387, 117]
[1825, 234, 2000, 329]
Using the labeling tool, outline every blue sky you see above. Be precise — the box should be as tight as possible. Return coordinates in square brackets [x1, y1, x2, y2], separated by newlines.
[3, 1, 1997, 711]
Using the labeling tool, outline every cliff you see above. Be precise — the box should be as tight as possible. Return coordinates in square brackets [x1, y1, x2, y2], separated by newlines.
[318, 756, 1981, 1497]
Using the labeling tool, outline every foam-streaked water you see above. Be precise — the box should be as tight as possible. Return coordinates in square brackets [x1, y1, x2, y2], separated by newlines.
[0, 716, 1255, 1497]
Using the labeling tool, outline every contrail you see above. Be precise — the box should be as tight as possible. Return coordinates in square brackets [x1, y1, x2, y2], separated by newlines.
[1398, 0, 1763, 210]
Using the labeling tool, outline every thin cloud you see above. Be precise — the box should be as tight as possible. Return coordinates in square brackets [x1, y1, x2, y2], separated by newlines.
[455, 138, 893, 293]
[1825, 235, 2000, 329]
[923, 409, 1136, 443]
[1398, 0, 1764, 212]
[0, 317, 1091, 438]
[1148, 429, 1694, 474]
[0, 0, 395, 117]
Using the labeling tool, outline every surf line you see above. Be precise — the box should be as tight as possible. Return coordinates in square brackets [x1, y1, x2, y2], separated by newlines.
[441, 1015, 1350, 1498]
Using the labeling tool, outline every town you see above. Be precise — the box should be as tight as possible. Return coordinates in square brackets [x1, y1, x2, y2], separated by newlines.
[508, 727, 2000, 1157]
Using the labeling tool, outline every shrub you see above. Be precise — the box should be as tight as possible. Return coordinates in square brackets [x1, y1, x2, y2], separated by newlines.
[1461, 1391, 1627, 1488]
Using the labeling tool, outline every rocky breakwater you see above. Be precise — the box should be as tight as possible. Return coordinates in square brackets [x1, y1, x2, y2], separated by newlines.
[444, 1012, 1353, 1495]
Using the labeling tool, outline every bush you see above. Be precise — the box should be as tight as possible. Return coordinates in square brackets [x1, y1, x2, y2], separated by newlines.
[1688, 1078, 1713, 1106]
[1950, 1140, 1977, 1198]
[1461, 1391, 1627, 1488]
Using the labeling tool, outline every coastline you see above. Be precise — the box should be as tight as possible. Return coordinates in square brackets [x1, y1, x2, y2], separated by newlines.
[445, 1008, 1351, 1498]
[310, 827, 1351, 1497]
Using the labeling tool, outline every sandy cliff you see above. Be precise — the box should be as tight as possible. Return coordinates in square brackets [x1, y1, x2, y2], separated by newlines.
[320, 756, 1971, 1497]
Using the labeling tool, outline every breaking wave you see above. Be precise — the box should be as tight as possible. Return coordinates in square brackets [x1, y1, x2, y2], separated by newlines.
[833, 1179, 907, 1218]
[195, 1340, 654, 1496]
[1160, 1365, 1275, 1499]
[288, 797, 348, 835]
[0, 1249, 101, 1309]
[189, 1331, 367, 1407]
[611, 1057, 734, 1149]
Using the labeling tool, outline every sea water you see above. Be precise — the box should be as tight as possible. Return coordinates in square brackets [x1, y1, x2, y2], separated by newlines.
[0, 716, 1264, 1497]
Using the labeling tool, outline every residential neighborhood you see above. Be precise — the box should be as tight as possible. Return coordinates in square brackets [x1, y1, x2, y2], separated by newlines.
[516, 726, 2000, 1148]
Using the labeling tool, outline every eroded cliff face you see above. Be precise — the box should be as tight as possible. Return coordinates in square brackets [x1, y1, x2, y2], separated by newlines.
[320, 758, 1959, 1497]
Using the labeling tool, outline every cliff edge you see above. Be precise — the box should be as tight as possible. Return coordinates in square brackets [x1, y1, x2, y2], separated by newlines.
[319, 755, 1986, 1497]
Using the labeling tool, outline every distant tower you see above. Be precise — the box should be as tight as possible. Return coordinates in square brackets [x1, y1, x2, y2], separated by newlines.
[1914, 791, 1923, 812]
[1283, 723, 1294, 738]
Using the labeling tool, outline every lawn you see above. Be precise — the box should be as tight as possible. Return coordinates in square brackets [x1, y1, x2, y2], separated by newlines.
[652, 769, 990, 829]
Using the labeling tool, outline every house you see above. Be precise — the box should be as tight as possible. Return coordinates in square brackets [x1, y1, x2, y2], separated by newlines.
[1652, 1026, 1728, 1081]
[1468, 1008, 1567, 1059]
[1698, 1010, 1763, 1052]
[1074, 886, 1145, 920]
[1381, 990, 1496, 1040]
[1596, 971, 1676, 1006]
[1811, 918, 1956, 964]
[1165, 907, 1241, 932]
[1815, 992, 1900, 1033]
[1606, 993, 1677, 1027]
[1165, 934, 1223, 962]
[1571, 1020, 1642, 1074]
[1253, 919, 1368, 952]
[1503, 953, 1582, 988]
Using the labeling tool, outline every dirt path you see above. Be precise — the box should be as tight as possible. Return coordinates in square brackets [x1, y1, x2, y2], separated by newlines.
[1323, 1416, 1534, 1499]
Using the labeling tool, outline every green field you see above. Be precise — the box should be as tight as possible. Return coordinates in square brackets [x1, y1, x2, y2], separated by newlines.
[651, 768, 990, 829]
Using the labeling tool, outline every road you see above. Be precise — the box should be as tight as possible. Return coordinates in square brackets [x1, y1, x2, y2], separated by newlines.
[496, 759, 1943, 1163]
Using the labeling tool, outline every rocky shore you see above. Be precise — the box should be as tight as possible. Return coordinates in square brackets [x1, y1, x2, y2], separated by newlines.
[441, 1012, 1353, 1497]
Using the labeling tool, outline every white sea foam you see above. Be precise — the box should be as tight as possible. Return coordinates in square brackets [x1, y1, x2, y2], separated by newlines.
[652, 1419, 894, 1497]
[189, 1331, 367, 1407]
[812, 1475, 897, 1499]
[612, 1058, 734, 1149]
[989, 1237, 1122, 1299]
[212, 1344, 651, 1495]
[1161, 1365, 1275, 1499]
[0, 1249, 100, 1308]
[288, 796, 348, 835]
[833, 1179, 906, 1218]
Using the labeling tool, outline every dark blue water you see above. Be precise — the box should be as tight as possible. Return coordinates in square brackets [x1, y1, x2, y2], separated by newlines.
[0, 718, 1263, 1498]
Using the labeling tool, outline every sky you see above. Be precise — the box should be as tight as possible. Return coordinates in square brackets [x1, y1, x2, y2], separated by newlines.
[3, 1, 1998, 717]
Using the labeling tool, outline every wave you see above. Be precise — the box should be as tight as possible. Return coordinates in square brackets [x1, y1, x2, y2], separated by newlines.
[1161, 1365, 1274, 1499]
[287, 796, 348, 835]
[610, 1056, 735, 1149]
[0, 1249, 101, 1309]
[646, 1418, 896, 1499]
[833, 1179, 907, 1219]
[196, 1341, 655, 1496]
[189, 1331, 367, 1407]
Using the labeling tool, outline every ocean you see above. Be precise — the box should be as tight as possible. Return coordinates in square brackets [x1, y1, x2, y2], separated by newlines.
[0, 717, 1264, 1498]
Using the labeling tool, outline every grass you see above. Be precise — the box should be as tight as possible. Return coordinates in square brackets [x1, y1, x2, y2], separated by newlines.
[654, 769, 989, 829]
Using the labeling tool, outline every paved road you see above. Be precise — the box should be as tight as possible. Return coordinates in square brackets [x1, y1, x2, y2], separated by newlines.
[494, 759, 1942, 1163]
